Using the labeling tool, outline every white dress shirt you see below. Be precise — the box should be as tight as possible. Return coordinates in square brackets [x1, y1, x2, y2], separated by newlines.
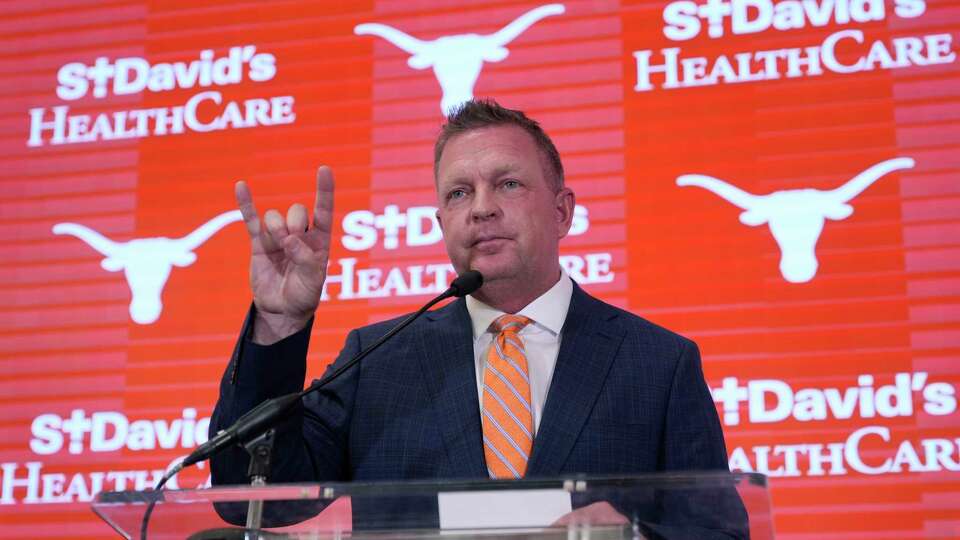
[465, 270, 573, 436]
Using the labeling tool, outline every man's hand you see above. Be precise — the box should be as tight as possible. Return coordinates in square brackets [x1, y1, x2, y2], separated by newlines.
[551, 501, 631, 527]
[236, 166, 335, 344]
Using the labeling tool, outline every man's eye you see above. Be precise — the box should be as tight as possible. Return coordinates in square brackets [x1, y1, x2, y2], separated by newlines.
[503, 180, 520, 189]
[448, 189, 466, 200]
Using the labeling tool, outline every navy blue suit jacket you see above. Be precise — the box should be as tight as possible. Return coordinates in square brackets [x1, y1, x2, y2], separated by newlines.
[210, 284, 743, 537]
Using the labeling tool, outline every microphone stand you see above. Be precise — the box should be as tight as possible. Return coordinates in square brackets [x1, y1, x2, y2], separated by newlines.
[234, 283, 472, 536]
[141, 271, 484, 540]
[234, 286, 462, 534]
[242, 429, 275, 533]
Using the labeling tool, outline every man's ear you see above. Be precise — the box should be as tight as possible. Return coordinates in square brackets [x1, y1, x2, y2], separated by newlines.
[555, 187, 576, 238]
[435, 209, 444, 232]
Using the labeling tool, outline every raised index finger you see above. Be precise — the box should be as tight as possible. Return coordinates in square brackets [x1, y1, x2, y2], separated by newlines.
[313, 165, 335, 232]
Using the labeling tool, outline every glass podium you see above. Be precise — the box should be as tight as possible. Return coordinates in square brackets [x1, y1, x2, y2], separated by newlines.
[92, 472, 772, 540]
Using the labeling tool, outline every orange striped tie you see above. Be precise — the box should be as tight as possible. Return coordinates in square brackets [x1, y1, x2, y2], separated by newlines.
[482, 314, 534, 479]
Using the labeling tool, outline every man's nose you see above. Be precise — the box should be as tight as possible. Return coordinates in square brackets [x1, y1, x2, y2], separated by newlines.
[470, 189, 500, 221]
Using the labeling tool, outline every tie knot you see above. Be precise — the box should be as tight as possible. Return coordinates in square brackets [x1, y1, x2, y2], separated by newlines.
[490, 314, 532, 335]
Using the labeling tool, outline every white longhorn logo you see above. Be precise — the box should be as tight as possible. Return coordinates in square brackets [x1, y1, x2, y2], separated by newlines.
[677, 157, 915, 283]
[53, 210, 242, 324]
[355, 4, 565, 115]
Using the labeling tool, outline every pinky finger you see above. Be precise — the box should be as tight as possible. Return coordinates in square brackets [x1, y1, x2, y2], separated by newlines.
[235, 180, 261, 238]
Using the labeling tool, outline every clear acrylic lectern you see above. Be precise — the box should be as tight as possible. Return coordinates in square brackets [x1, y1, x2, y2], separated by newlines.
[92, 472, 772, 540]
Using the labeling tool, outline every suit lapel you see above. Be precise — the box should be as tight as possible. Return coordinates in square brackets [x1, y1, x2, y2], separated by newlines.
[527, 285, 624, 475]
[416, 298, 487, 478]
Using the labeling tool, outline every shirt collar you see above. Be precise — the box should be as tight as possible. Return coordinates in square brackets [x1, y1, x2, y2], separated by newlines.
[465, 269, 573, 339]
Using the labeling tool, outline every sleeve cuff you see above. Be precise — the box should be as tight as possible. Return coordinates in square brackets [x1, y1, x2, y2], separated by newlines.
[233, 303, 315, 398]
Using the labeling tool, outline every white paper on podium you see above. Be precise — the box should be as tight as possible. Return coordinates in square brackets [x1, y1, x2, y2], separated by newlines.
[437, 489, 572, 530]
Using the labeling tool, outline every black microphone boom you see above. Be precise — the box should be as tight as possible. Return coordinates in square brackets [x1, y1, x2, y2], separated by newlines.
[181, 270, 483, 468]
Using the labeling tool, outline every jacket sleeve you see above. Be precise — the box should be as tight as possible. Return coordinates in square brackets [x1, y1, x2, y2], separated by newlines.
[662, 338, 729, 471]
[209, 304, 362, 487]
[641, 338, 749, 540]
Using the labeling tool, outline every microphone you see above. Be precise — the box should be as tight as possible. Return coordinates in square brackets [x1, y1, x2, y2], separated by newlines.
[181, 270, 483, 468]
[448, 269, 483, 297]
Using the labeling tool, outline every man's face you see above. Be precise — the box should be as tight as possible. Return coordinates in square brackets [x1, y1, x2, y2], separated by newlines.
[435, 125, 574, 286]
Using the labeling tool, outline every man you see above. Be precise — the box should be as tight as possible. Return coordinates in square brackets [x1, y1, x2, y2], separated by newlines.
[210, 100, 742, 538]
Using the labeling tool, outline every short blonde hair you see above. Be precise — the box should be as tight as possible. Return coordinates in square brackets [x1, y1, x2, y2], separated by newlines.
[434, 99, 564, 191]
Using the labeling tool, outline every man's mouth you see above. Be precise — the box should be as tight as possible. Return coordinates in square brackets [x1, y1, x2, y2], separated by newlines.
[470, 235, 510, 249]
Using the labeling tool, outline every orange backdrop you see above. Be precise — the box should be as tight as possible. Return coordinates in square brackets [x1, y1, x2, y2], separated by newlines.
[1, 1, 959, 538]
